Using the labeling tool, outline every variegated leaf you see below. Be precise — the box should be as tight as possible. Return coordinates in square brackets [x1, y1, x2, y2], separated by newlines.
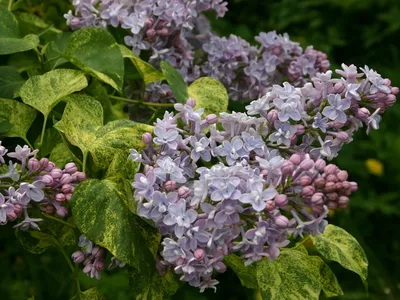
[224, 254, 258, 289]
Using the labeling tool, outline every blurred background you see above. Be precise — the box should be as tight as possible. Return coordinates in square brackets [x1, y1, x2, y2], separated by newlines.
[1, 0, 399, 299]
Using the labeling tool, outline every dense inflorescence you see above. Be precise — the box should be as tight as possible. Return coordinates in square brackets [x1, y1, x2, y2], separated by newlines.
[0, 143, 86, 229]
[65, 1, 330, 102]
[130, 65, 398, 291]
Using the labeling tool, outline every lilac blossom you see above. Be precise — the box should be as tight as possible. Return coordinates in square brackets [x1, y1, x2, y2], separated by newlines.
[239, 182, 277, 212]
[322, 94, 351, 123]
[163, 199, 198, 238]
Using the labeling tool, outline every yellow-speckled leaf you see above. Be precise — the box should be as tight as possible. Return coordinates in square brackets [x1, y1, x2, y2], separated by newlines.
[0, 98, 37, 142]
[91, 119, 153, 169]
[257, 249, 322, 300]
[309, 256, 343, 297]
[311, 224, 368, 285]
[120, 45, 164, 85]
[70, 179, 161, 274]
[49, 142, 75, 168]
[160, 60, 188, 103]
[224, 254, 258, 289]
[64, 27, 124, 92]
[72, 288, 106, 300]
[20, 69, 88, 117]
[54, 94, 103, 154]
[128, 268, 180, 300]
[189, 77, 229, 115]
[0, 8, 39, 55]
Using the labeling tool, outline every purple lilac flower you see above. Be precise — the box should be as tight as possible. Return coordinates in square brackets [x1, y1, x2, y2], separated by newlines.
[239, 182, 277, 212]
[322, 94, 351, 123]
[163, 199, 198, 238]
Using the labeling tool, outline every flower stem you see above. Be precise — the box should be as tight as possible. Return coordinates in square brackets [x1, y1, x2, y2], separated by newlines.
[8, 0, 13, 11]
[39, 115, 48, 148]
[109, 95, 175, 108]
[82, 151, 88, 174]
[41, 212, 75, 228]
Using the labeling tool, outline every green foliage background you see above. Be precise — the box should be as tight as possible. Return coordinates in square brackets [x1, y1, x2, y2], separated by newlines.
[0, 0, 399, 299]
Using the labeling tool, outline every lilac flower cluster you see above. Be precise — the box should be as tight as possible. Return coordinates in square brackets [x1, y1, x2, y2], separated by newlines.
[65, 1, 329, 102]
[0, 142, 86, 230]
[130, 64, 397, 291]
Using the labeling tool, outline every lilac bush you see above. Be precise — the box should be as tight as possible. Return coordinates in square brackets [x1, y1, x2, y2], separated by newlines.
[130, 65, 398, 291]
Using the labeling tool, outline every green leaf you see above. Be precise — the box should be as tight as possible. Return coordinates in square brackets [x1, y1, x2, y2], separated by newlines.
[34, 127, 62, 156]
[311, 224, 368, 286]
[120, 45, 164, 85]
[55, 95, 152, 171]
[44, 32, 71, 69]
[73, 288, 106, 300]
[64, 27, 124, 92]
[0, 98, 37, 141]
[309, 256, 343, 298]
[70, 179, 160, 271]
[20, 69, 88, 117]
[0, 66, 25, 98]
[0, 120, 12, 133]
[160, 60, 188, 103]
[128, 268, 180, 300]
[257, 249, 322, 300]
[86, 79, 117, 123]
[189, 77, 229, 115]
[224, 254, 258, 289]
[49, 142, 75, 168]
[0, 8, 39, 55]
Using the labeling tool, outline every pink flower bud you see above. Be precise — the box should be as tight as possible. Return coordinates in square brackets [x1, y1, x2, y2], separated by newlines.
[336, 131, 350, 143]
[265, 200, 275, 211]
[385, 94, 396, 106]
[342, 181, 350, 190]
[56, 206, 68, 218]
[338, 196, 349, 208]
[295, 125, 305, 135]
[314, 159, 326, 172]
[326, 174, 338, 183]
[72, 251, 86, 264]
[55, 193, 65, 202]
[289, 153, 301, 165]
[383, 78, 391, 86]
[313, 176, 326, 188]
[301, 186, 315, 197]
[299, 159, 314, 171]
[261, 169, 269, 177]
[157, 27, 169, 36]
[65, 193, 72, 202]
[178, 186, 191, 198]
[281, 160, 294, 176]
[326, 192, 338, 201]
[95, 260, 105, 270]
[142, 133, 153, 144]
[334, 82, 345, 93]
[7, 212, 17, 221]
[186, 98, 196, 108]
[267, 109, 279, 124]
[391, 87, 399, 95]
[44, 205, 55, 215]
[74, 171, 86, 182]
[298, 176, 311, 186]
[50, 168, 63, 179]
[146, 28, 156, 38]
[28, 158, 40, 172]
[214, 262, 227, 273]
[349, 182, 358, 192]
[324, 164, 338, 175]
[164, 180, 176, 192]
[39, 158, 49, 170]
[41, 174, 54, 185]
[356, 107, 370, 120]
[324, 182, 336, 193]
[206, 114, 218, 124]
[275, 215, 289, 229]
[311, 192, 324, 205]
[194, 248, 205, 260]
[335, 182, 343, 190]
[274, 194, 287, 208]
[64, 162, 78, 174]
[61, 184, 72, 194]
[44, 162, 56, 172]
[83, 264, 93, 275]
[13, 204, 22, 217]
[328, 201, 337, 209]
[92, 247, 105, 259]
[337, 170, 348, 182]
[60, 173, 72, 185]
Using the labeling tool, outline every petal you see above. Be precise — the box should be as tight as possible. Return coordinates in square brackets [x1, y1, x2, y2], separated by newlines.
[163, 214, 177, 226]
[261, 188, 277, 200]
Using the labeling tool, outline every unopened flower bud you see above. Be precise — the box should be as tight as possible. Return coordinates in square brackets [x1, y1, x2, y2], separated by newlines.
[92, 247, 105, 259]
[299, 159, 314, 171]
[275, 215, 289, 229]
[383, 78, 391, 86]
[61, 184, 72, 194]
[165, 180, 176, 192]
[261, 169, 268, 177]
[337, 170, 348, 182]
[326, 174, 338, 183]
[142, 133, 153, 144]
[265, 200, 275, 211]
[95, 260, 105, 270]
[14, 204, 23, 217]
[194, 248, 205, 260]
[324, 164, 338, 175]
[60, 173, 72, 185]
[349, 182, 358, 192]
[274, 194, 288, 207]
[324, 182, 336, 193]
[295, 125, 305, 135]
[65, 193, 72, 202]
[214, 262, 227, 273]
[314, 176, 326, 188]
[267, 109, 279, 124]
[64, 162, 78, 174]
[44, 205, 55, 215]
[72, 251, 86, 264]
[338, 196, 349, 208]
[7, 212, 17, 221]
[326, 192, 338, 201]
[334, 81, 345, 93]
[289, 153, 301, 165]
[328, 201, 337, 209]
[83, 264, 93, 274]
[50, 168, 63, 179]
[299, 176, 311, 186]
[157, 28, 169, 36]
[314, 159, 326, 172]
[41, 174, 54, 185]
[302, 186, 315, 197]
[39, 158, 49, 170]
[311, 192, 324, 205]
[186, 98, 196, 108]
[146, 28, 156, 38]
[74, 171, 86, 182]
[206, 114, 218, 124]
[55, 193, 65, 202]
[336, 131, 350, 143]
[391, 87, 399, 95]
[385, 94, 396, 106]
[281, 160, 294, 176]
[44, 162, 55, 172]
[356, 107, 370, 120]
[56, 206, 68, 218]
[178, 186, 191, 198]
[28, 158, 40, 172]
